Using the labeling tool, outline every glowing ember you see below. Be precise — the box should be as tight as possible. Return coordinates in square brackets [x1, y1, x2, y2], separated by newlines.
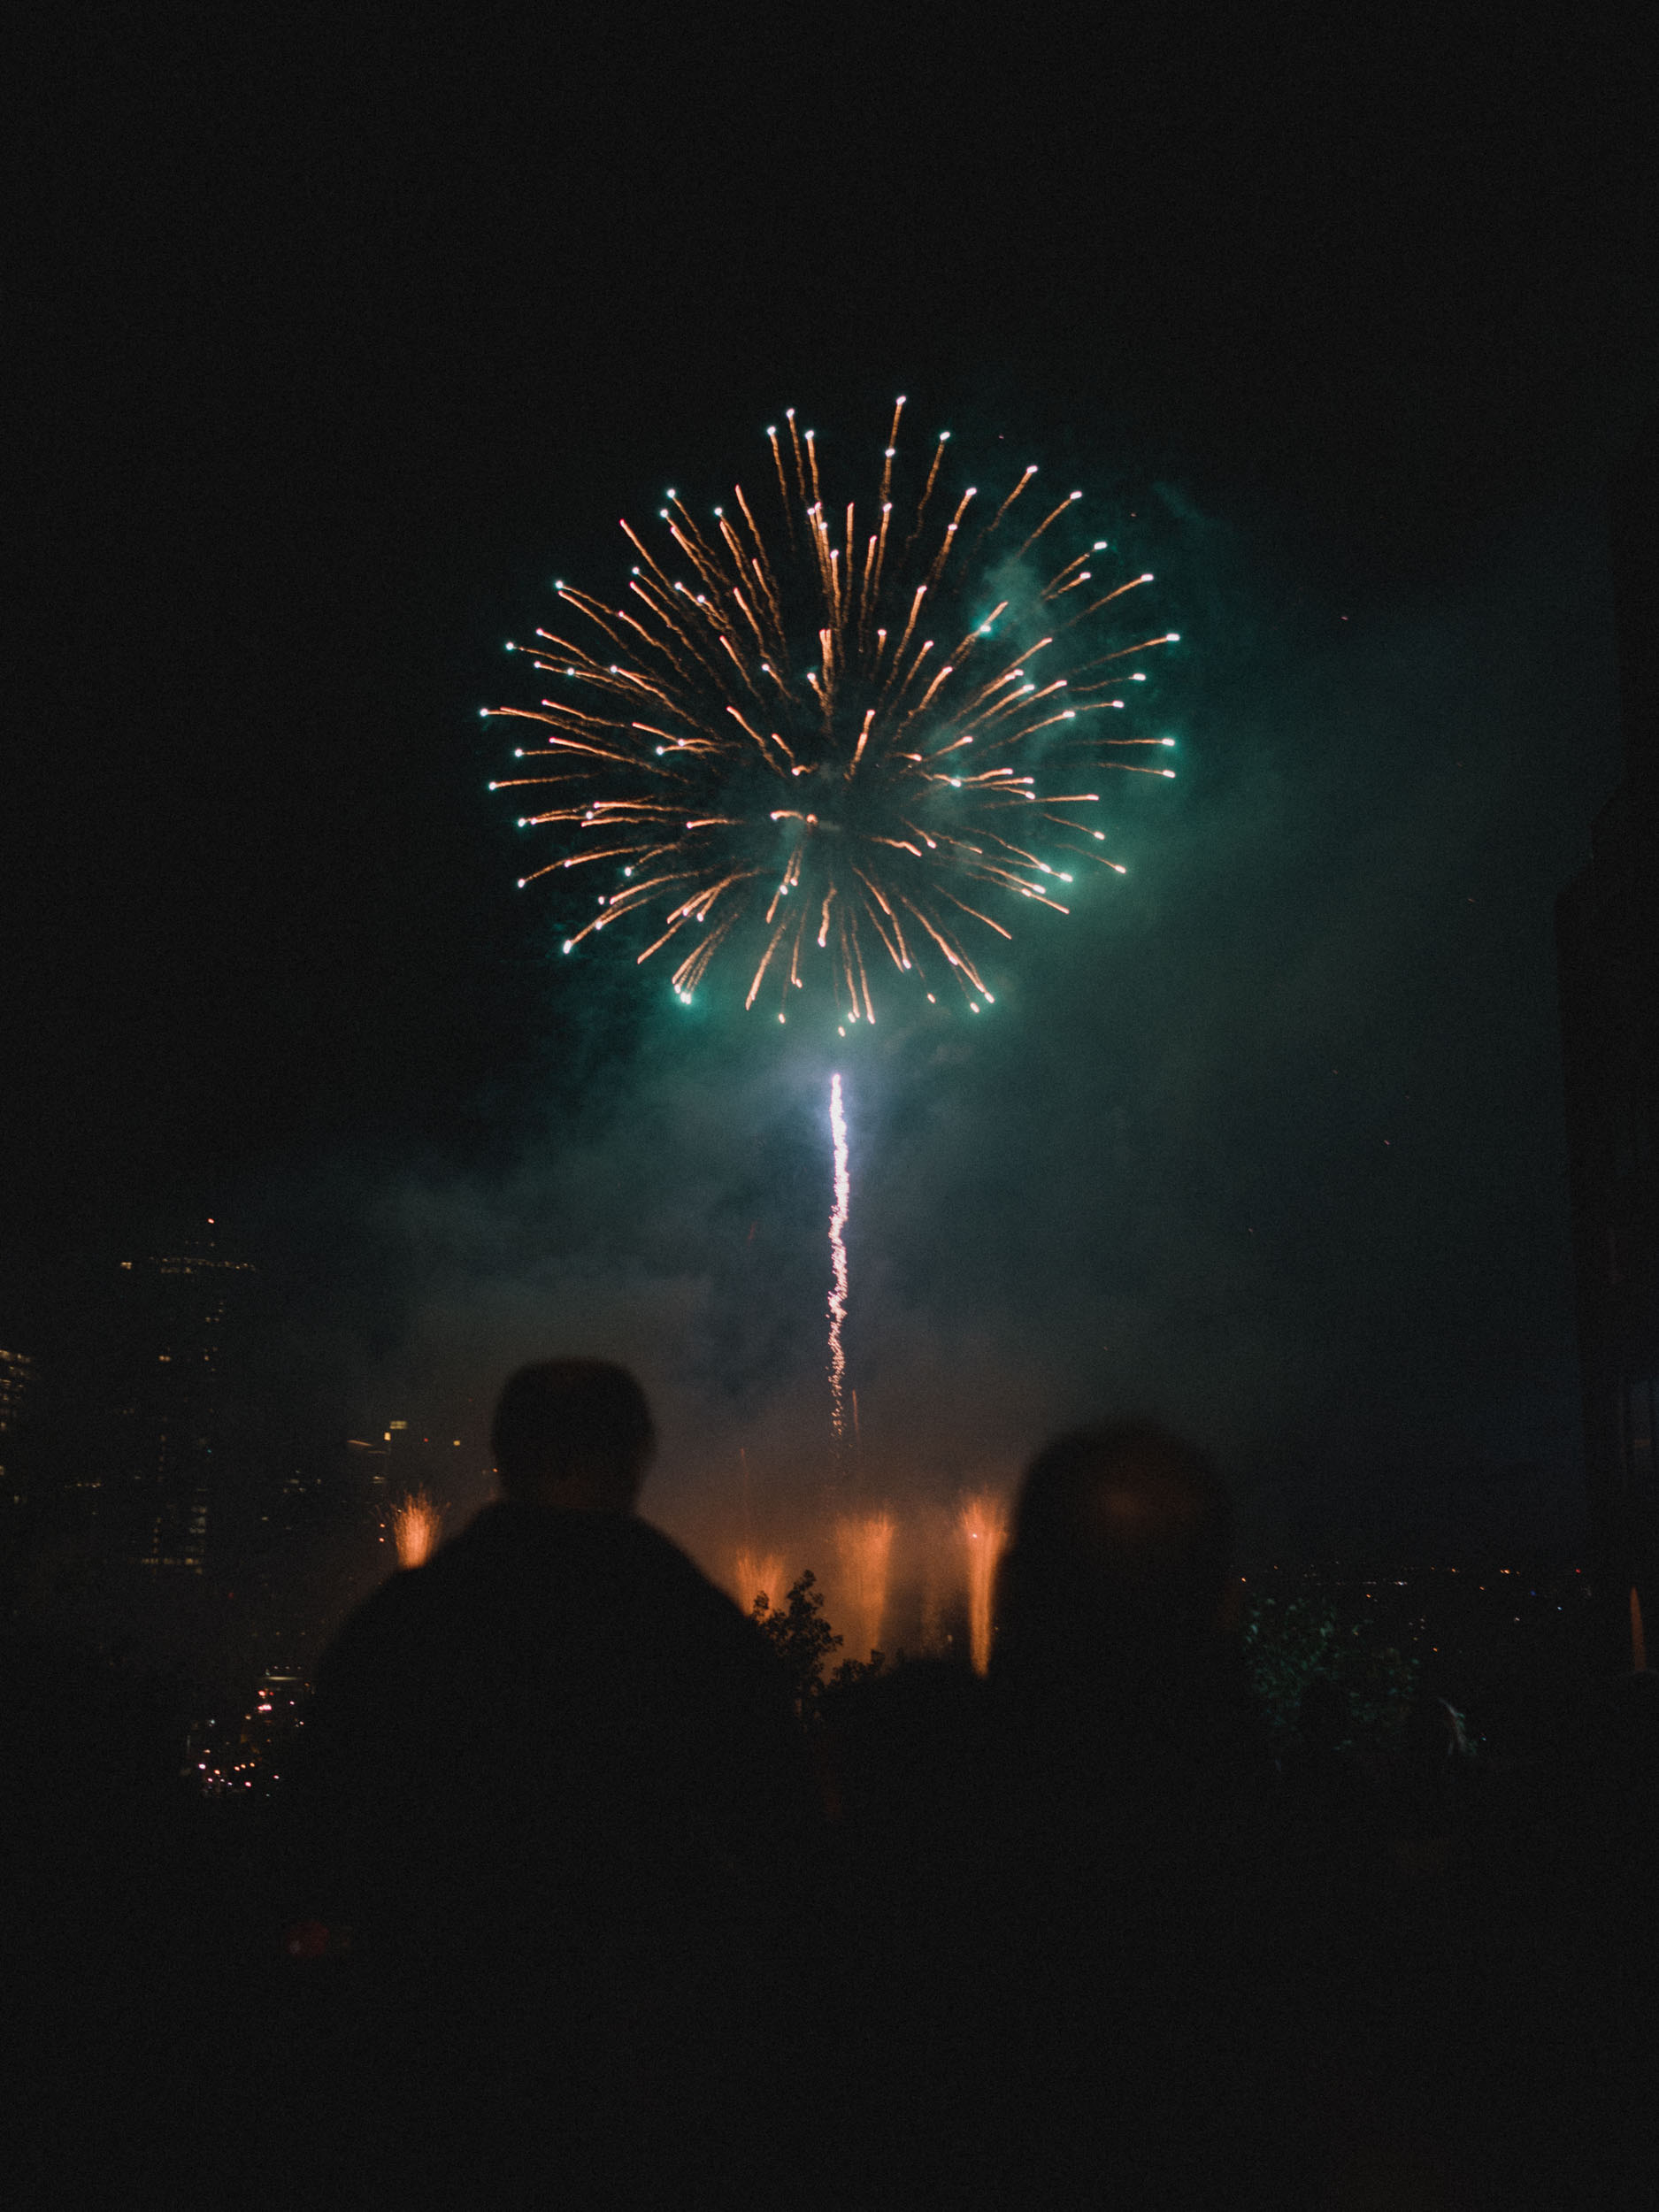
[960, 1493, 1010, 1675]
[391, 1488, 444, 1570]
[836, 1511, 895, 1661]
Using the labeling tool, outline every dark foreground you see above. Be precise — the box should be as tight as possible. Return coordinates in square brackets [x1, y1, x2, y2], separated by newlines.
[7, 1624, 1657, 2211]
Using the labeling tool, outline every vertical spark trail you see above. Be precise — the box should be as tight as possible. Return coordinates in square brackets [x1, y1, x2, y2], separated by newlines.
[960, 1493, 1010, 1675]
[391, 1488, 444, 1571]
[827, 1071, 850, 1441]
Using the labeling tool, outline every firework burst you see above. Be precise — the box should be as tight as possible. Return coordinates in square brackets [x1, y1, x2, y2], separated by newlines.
[491, 399, 1178, 1023]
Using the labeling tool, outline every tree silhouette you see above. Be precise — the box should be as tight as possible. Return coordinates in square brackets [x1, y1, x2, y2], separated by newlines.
[752, 1571, 842, 1721]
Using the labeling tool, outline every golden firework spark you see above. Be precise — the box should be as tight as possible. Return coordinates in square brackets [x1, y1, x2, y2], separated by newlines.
[490, 403, 1179, 1023]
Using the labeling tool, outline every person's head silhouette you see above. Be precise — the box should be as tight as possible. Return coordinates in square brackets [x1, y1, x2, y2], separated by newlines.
[992, 1421, 1235, 1710]
[490, 1359, 656, 1513]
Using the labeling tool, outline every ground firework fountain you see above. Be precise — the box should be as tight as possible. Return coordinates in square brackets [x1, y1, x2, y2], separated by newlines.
[391, 1488, 444, 1570]
[733, 1550, 786, 1614]
[960, 1493, 1009, 1674]
[835, 1511, 895, 1661]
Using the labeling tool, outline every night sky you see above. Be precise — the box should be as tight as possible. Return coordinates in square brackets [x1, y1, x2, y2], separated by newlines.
[7, 8, 1655, 1563]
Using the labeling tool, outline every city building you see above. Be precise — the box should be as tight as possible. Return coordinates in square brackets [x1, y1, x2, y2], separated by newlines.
[111, 1220, 257, 1573]
[1557, 423, 1659, 1659]
[0, 1344, 39, 1514]
[186, 1664, 310, 1797]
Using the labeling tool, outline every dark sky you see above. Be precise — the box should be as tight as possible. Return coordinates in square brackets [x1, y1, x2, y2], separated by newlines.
[6, 5, 1655, 1558]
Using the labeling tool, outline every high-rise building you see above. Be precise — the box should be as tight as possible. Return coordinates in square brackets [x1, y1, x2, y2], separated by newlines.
[111, 1220, 257, 1573]
[0, 1345, 39, 1514]
[1557, 424, 1659, 1656]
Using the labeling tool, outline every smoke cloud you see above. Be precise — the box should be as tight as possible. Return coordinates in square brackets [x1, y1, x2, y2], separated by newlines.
[326, 492, 1613, 1579]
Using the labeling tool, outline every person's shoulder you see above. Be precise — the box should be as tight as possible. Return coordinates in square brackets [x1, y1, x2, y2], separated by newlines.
[605, 1517, 799, 1687]
[623, 1512, 733, 1586]
[315, 1512, 501, 1684]
[313, 1566, 430, 1687]
[480, 1503, 738, 1609]
[624, 1517, 764, 1632]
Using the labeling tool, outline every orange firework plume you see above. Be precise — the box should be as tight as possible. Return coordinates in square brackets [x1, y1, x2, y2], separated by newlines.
[490, 401, 1179, 1027]
[391, 1488, 444, 1571]
[734, 1550, 786, 1615]
[836, 1511, 895, 1661]
[960, 1493, 1010, 1676]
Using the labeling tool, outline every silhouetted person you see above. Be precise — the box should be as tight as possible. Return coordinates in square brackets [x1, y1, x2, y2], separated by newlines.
[280, 1361, 813, 2209]
[992, 1418, 1244, 1739]
[823, 1425, 1296, 2209]
[965, 1424, 1310, 2207]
